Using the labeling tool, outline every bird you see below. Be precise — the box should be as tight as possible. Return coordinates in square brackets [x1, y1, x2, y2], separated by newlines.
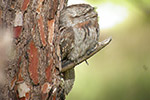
[59, 4, 99, 63]
[59, 4, 100, 95]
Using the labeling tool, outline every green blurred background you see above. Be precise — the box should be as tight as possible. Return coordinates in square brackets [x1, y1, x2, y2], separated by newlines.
[67, 0, 150, 100]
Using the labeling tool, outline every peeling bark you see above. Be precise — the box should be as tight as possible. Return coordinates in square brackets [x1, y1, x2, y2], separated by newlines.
[0, 0, 67, 99]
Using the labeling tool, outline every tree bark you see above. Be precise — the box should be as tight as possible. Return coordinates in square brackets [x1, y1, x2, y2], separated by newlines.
[0, 0, 67, 99]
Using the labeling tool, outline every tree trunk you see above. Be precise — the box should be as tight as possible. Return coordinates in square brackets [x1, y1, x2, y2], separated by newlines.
[0, 0, 67, 99]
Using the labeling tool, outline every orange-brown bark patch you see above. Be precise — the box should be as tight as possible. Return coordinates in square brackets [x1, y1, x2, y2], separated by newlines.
[21, 0, 30, 11]
[19, 97, 26, 100]
[14, 26, 22, 38]
[28, 41, 39, 85]
[53, 93, 56, 100]
[41, 82, 51, 93]
[48, 19, 55, 45]
[41, 83, 48, 93]
[38, 15, 46, 46]
[25, 92, 30, 100]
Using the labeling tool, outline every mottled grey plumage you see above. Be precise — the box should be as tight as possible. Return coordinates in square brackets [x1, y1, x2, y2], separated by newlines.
[59, 4, 100, 95]
[59, 4, 99, 62]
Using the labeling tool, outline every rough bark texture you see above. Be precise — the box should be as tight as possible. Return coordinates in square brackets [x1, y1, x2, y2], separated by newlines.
[0, 0, 67, 99]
